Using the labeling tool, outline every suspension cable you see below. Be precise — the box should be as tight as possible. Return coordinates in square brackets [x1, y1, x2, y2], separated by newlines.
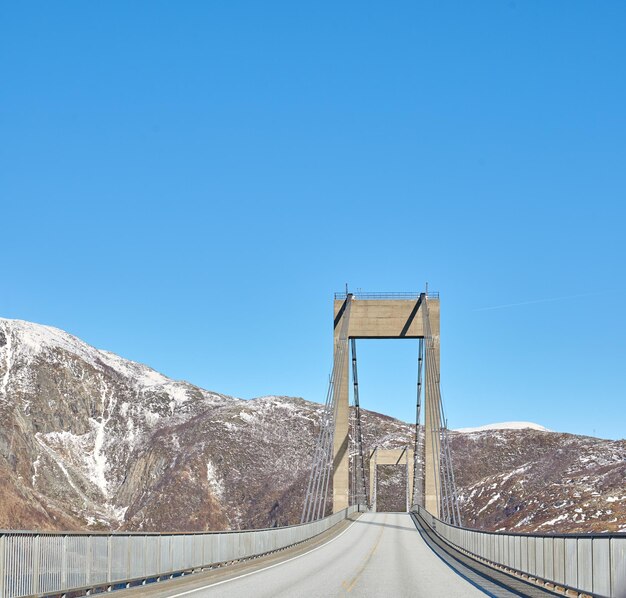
[351, 338, 369, 508]
[439, 391, 463, 526]
[422, 293, 462, 524]
[302, 294, 353, 523]
[317, 325, 352, 519]
[422, 299, 442, 519]
[424, 297, 450, 522]
[412, 337, 424, 508]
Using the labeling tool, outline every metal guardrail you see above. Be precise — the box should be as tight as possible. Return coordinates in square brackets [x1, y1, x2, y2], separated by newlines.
[414, 506, 626, 598]
[333, 292, 440, 300]
[0, 506, 361, 598]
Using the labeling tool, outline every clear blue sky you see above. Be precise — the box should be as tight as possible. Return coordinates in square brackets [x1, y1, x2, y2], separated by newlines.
[1, 1, 624, 439]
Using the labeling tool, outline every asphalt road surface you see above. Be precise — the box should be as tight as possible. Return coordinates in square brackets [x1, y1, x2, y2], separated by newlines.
[123, 512, 515, 597]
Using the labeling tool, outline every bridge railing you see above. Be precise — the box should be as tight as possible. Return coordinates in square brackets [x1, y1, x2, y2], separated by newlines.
[0, 505, 361, 598]
[333, 291, 440, 300]
[414, 505, 626, 598]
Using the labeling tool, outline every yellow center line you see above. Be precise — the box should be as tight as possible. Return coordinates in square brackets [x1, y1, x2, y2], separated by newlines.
[341, 515, 387, 593]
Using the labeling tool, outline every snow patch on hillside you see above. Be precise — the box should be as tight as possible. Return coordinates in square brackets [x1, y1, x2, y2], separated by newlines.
[98, 350, 168, 387]
[455, 422, 551, 433]
[206, 461, 224, 499]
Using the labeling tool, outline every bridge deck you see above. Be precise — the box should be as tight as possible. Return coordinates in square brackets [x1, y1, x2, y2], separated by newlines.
[116, 513, 531, 597]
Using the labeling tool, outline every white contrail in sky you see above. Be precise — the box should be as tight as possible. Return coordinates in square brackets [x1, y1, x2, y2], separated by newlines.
[472, 292, 601, 312]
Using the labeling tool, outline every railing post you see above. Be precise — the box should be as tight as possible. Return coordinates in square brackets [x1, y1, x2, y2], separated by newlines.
[143, 536, 147, 579]
[157, 535, 161, 578]
[85, 535, 91, 588]
[169, 535, 173, 575]
[32, 535, 40, 595]
[61, 535, 68, 590]
[0, 534, 5, 598]
[127, 536, 131, 581]
[611, 536, 626, 598]
[107, 535, 112, 586]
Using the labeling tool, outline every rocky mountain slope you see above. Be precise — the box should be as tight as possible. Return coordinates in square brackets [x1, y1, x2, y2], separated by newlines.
[0, 318, 624, 534]
[451, 427, 626, 533]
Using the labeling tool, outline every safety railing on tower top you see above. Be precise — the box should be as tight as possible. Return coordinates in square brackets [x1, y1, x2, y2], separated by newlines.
[413, 505, 626, 598]
[0, 505, 361, 598]
[333, 292, 440, 300]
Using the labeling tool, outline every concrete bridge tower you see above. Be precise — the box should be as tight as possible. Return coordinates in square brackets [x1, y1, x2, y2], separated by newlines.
[332, 292, 441, 517]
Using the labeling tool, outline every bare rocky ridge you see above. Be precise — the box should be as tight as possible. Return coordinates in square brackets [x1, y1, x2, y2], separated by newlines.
[0, 318, 624, 534]
[451, 429, 626, 533]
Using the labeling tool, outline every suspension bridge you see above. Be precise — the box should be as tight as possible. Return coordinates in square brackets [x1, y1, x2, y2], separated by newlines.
[1, 291, 624, 598]
[301, 290, 461, 525]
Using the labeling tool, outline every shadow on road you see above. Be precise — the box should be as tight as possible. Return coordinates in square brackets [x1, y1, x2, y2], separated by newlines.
[353, 514, 415, 533]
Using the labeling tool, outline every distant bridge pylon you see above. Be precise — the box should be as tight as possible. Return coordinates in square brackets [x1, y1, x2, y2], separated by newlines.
[369, 447, 414, 513]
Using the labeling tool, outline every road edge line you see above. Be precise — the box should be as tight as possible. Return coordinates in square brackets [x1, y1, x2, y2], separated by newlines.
[168, 517, 360, 597]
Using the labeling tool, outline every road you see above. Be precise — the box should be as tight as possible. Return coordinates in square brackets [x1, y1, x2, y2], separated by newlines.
[123, 512, 510, 597]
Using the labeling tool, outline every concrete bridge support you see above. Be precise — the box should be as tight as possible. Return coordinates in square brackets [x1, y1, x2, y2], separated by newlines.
[333, 293, 441, 517]
[369, 447, 414, 512]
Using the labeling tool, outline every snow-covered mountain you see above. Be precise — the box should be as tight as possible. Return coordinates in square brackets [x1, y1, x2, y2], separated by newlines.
[1, 318, 624, 534]
[0, 318, 408, 531]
